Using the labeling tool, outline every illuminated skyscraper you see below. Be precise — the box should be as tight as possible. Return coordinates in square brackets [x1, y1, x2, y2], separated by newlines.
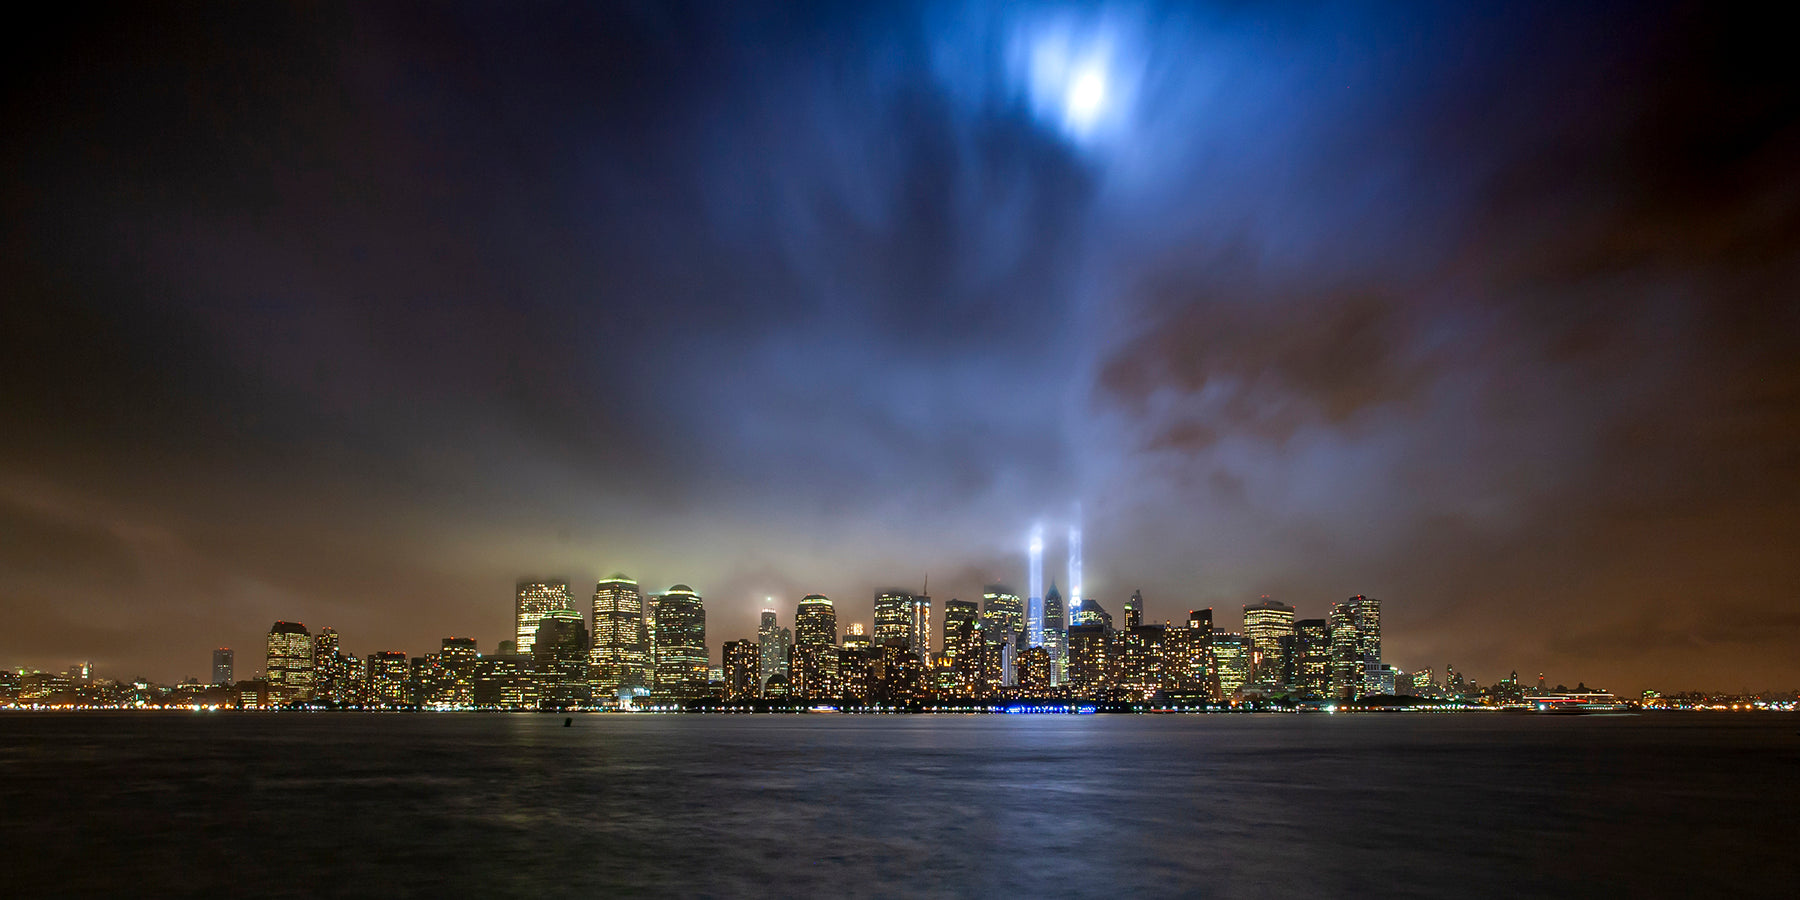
[1242, 598, 1296, 687]
[874, 590, 928, 659]
[1066, 623, 1110, 696]
[366, 651, 409, 706]
[1210, 633, 1251, 698]
[439, 637, 479, 705]
[211, 648, 233, 686]
[312, 627, 346, 703]
[1350, 595, 1383, 695]
[1328, 602, 1362, 698]
[981, 586, 1023, 635]
[589, 575, 649, 699]
[515, 580, 573, 655]
[792, 593, 840, 700]
[1294, 618, 1330, 696]
[722, 639, 759, 701]
[758, 609, 791, 694]
[652, 585, 708, 700]
[265, 621, 314, 703]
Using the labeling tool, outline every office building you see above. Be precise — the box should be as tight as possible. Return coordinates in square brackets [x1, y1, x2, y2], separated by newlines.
[366, 651, 409, 706]
[792, 594, 840, 700]
[652, 585, 708, 700]
[515, 580, 573, 656]
[722, 639, 760, 701]
[758, 610, 791, 695]
[211, 648, 233, 686]
[265, 621, 314, 703]
[1210, 633, 1251, 698]
[1294, 618, 1330, 697]
[590, 574, 649, 699]
[1242, 598, 1296, 688]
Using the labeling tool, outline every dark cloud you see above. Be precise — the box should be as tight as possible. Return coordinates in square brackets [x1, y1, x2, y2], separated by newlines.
[2, 2, 1796, 690]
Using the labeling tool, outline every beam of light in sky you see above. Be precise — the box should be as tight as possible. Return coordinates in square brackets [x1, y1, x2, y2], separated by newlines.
[1028, 523, 1044, 648]
[1068, 507, 1082, 614]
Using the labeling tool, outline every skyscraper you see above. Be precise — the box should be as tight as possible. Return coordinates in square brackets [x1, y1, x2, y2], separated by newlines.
[873, 590, 927, 658]
[981, 586, 1024, 635]
[366, 651, 409, 706]
[757, 609, 790, 694]
[1295, 618, 1331, 697]
[1042, 581, 1067, 685]
[533, 609, 591, 704]
[439, 637, 479, 705]
[1242, 597, 1296, 688]
[652, 585, 708, 700]
[1210, 633, 1251, 698]
[722, 639, 760, 702]
[1350, 595, 1383, 696]
[792, 593, 839, 700]
[211, 648, 233, 686]
[515, 580, 573, 655]
[1123, 590, 1144, 629]
[1328, 601, 1362, 699]
[265, 621, 314, 703]
[313, 627, 346, 703]
[589, 574, 649, 699]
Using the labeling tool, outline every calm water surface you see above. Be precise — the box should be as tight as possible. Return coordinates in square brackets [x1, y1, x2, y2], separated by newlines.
[1, 712, 1795, 897]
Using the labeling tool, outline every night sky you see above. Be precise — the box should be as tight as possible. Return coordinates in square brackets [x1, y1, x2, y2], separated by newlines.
[4, 3, 1796, 691]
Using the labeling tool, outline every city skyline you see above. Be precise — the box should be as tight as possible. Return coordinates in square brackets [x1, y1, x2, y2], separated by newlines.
[5, 4, 1798, 693]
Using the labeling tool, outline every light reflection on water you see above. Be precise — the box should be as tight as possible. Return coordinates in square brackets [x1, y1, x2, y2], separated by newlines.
[1, 713, 1795, 897]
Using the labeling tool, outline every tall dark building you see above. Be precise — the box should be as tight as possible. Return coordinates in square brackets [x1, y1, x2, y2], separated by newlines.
[439, 637, 479, 705]
[652, 586, 708, 700]
[1123, 590, 1144, 629]
[534, 610, 591, 705]
[211, 648, 233, 686]
[1294, 618, 1331, 697]
[1042, 581, 1067, 684]
[590, 574, 649, 700]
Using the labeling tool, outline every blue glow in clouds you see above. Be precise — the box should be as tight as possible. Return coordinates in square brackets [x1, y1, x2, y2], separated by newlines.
[1013, 13, 1141, 143]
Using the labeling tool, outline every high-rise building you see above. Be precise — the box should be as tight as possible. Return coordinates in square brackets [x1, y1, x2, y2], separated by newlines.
[211, 648, 233, 686]
[515, 580, 573, 656]
[439, 637, 479, 705]
[1350, 595, 1382, 696]
[1242, 598, 1296, 688]
[981, 586, 1024, 635]
[1294, 618, 1330, 697]
[942, 599, 981, 697]
[1328, 602, 1362, 699]
[873, 591, 912, 650]
[840, 622, 871, 650]
[312, 627, 346, 703]
[652, 585, 708, 700]
[1119, 623, 1169, 699]
[366, 651, 409, 706]
[1042, 581, 1067, 685]
[589, 575, 649, 699]
[722, 639, 760, 701]
[1066, 623, 1110, 696]
[792, 594, 840, 701]
[1159, 613, 1212, 695]
[758, 609, 791, 695]
[1123, 590, 1144, 629]
[534, 609, 591, 705]
[265, 621, 314, 703]
[1210, 633, 1251, 698]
